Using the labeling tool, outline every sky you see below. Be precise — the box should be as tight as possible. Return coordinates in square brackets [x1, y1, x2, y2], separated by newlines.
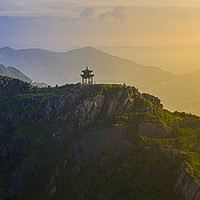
[1, 0, 200, 50]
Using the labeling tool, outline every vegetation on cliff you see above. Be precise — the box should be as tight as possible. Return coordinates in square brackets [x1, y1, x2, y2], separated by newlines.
[0, 75, 200, 200]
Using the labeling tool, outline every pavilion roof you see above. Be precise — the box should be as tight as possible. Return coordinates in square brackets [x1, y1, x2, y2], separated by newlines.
[81, 66, 93, 73]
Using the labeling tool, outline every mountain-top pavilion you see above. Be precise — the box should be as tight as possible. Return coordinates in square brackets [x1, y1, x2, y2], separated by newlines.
[81, 66, 94, 85]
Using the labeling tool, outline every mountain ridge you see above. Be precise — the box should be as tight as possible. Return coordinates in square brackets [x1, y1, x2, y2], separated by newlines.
[0, 76, 199, 200]
[0, 64, 48, 87]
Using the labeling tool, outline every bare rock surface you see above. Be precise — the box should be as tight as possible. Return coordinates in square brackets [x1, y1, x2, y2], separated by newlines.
[73, 95, 104, 125]
[43, 93, 82, 120]
[175, 166, 200, 200]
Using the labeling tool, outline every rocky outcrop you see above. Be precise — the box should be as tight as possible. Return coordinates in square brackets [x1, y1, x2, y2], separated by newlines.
[71, 87, 161, 127]
[14, 86, 162, 124]
[73, 95, 104, 126]
[43, 93, 82, 120]
[8, 164, 40, 194]
[72, 126, 135, 165]
[138, 122, 172, 139]
[142, 93, 163, 109]
[174, 166, 200, 200]
[102, 88, 162, 117]
[104, 88, 138, 115]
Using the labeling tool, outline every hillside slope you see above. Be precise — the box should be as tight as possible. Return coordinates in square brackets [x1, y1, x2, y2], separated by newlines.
[0, 76, 200, 200]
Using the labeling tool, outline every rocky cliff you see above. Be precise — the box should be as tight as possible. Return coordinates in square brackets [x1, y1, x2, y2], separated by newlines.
[175, 166, 200, 200]
[0, 77, 199, 200]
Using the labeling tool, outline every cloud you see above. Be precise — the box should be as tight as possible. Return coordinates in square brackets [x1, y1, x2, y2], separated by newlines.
[80, 8, 95, 20]
[0, 16, 13, 23]
[99, 6, 127, 21]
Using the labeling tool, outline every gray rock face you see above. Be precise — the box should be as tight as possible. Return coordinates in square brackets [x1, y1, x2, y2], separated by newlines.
[103, 88, 162, 116]
[72, 126, 135, 165]
[9, 164, 40, 194]
[73, 95, 104, 125]
[15, 86, 162, 124]
[41, 87, 162, 123]
[43, 93, 81, 120]
[105, 88, 136, 115]
[138, 122, 172, 139]
[174, 166, 200, 200]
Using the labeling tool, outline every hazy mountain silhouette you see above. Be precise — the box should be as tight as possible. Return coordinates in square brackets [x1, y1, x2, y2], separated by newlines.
[154, 71, 200, 114]
[0, 64, 48, 87]
[0, 47, 174, 89]
[0, 64, 32, 82]
[99, 44, 200, 74]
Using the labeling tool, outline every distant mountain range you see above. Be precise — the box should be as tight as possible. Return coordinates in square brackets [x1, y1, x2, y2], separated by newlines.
[0, 64, 32, 82]
[99, 44, 200, 74]
[154, 71, 200, 114]
[0, 47, 174, 88]
[0, 46, 200, 115]
[0, 64, 48, 87]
